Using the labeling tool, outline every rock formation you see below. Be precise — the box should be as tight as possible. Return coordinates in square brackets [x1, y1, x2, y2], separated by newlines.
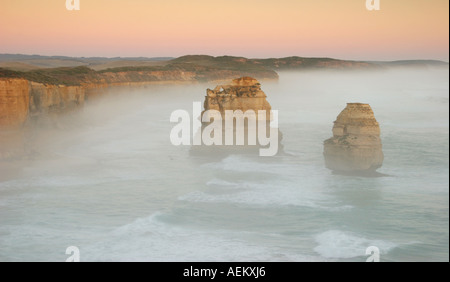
[323, 103, 384, 174]
[29, 82, 85, 126]
[192, 77, 281, 157]
[203, 77, 272, 121]
[0, 78, 30, 129]
[0, 63, 279, 130]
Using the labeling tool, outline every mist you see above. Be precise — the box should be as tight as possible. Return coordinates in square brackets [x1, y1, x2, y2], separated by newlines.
[0, 67, 448, 261]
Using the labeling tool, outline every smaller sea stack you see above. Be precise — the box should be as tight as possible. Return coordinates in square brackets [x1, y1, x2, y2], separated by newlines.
[323, 103, 384, 175]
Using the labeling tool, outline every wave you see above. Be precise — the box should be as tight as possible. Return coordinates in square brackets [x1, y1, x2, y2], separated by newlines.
[180, 176, 353, 211]
[83, 212, 323, 262]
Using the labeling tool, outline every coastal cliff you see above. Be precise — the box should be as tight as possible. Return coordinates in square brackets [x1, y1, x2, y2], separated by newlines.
[0, 63, 279, 129]
[323, 103, 384, 175]
[29, 82, 85, 125]
[0, 79, 29, 159]
[0, 78, 30, 129]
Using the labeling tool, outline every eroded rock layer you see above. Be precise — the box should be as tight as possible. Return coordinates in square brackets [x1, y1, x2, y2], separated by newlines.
[203, 77, 272, 120]
[324, 103, 384, 173]
[192, 77, 281, 157]
[0, 78, 29, 129]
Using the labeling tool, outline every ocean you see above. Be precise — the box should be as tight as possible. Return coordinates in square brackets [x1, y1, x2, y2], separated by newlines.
[0, 68, 448, 262]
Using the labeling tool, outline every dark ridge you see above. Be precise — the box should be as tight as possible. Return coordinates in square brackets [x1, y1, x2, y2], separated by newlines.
[0, 54, 175, 62]
[2, 55, 447, 86]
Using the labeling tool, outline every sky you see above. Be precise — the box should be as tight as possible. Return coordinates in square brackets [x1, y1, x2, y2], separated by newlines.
[0, 0, 448, 61]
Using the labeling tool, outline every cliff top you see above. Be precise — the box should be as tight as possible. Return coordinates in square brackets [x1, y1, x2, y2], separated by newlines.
[0, 62, 277, 86]
[346, 103, 371, 107]
[3, 54, 445, 87]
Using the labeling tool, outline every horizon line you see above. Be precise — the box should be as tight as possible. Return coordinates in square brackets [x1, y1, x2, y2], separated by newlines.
[0, 53, 448, 64]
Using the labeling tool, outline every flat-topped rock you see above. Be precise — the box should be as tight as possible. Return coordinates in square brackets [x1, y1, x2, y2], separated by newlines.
[192, 77, 282, 157]
[203, 77, 271, 120]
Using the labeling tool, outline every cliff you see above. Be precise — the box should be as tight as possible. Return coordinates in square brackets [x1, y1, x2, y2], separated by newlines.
[0, 78, 30, 129]
[0, 54, 388, 129]
[0, 79, 28, 159]
[29, 82, 85, 126]
[0, 62, 278, 130]
[323, 103, 384, 174]
[0, 62, 279, 87]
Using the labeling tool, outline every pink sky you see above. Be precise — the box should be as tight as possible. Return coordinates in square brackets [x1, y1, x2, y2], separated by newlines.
[0, 0, 448, 61]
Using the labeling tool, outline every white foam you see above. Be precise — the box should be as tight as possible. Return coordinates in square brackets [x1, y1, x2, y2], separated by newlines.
[194, 154, 354, 211]
[84, 213, 323, 262]
[206, 178, 246, 188]
[180, 177, 353, 211]
[314, 230, 397, 259]
[202, 155, 298, 175]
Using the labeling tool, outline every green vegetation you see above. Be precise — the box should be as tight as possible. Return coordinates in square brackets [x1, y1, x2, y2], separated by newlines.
[0, 55, 381, 85]
[0, 60, 278, 85]
[98, 66, 160, 73]
[173, 55, 273, 72]
[0, 66, 97, 86]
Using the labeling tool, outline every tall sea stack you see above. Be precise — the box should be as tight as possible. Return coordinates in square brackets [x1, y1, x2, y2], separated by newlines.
[202, 77, 271, 121]
[191, 77, 281, 157]
[323, 103, 384, 175]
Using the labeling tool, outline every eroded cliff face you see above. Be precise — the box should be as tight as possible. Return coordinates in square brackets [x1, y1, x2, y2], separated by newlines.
[97, 70, 198, 83]
[323, 103, 384, 174]
[0, 78, 30, 129]
[0, 79, 86, 129]
[0, 81, 86, 159]
[0, 79, 29, 159]
[0, 67, 278, 129]
[28, 82, 85, 126]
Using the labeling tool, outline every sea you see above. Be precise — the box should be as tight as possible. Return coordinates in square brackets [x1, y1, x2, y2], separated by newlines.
[0, 68, 448, 262]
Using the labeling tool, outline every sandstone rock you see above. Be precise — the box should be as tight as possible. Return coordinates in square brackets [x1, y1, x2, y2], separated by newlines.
[29, 82, 85, 113]
[0, 68, 278, 130]
[323, 103, 384, 174]
[0, 78, 29, 129]
[192, 77, 281, 157]
[202, 77, 272, 121]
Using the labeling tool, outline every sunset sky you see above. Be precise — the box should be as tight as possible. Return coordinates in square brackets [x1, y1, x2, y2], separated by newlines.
[1, 0, 448, 61]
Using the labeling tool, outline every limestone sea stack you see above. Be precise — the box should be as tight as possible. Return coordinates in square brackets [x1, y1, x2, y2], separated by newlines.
[191, 77, 281, 157]
[323, 103, 384, 175]
[203, 77, 271, 120]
